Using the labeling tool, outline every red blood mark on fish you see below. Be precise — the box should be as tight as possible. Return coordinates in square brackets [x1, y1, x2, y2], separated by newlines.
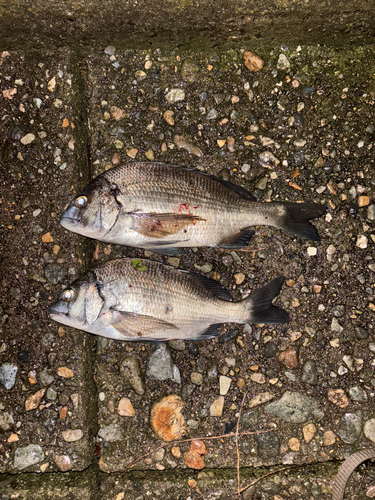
[179, 203, 189, 212]
[193, 205, 199, 209]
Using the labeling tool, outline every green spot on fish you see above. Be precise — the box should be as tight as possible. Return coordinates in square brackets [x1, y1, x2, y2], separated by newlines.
[132, 259, 147, 272]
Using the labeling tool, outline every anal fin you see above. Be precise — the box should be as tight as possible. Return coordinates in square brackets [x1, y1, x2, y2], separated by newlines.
[218, 229, 255, 249]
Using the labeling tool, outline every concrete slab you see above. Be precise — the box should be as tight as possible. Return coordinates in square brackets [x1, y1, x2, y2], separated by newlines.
[0, 49, 96, 473]
[84, 45, 375, 482]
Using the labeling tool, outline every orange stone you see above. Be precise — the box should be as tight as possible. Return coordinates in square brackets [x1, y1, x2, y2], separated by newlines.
[150, 395, 186, 442]
[278, 347, 299, 369]
[184, 439, 207, 470]
[58, 366, 74, 378]
[244, 51, 264, 72]
[42, 232, 53, 243]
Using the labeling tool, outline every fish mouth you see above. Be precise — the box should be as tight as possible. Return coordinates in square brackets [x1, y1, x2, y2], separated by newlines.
[49, 300, 69, 319]
[60, 205, 81, 229]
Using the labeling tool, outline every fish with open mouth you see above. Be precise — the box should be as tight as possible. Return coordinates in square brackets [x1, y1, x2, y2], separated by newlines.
[49, 258, 290, 341]
[60, 162, 325, 252]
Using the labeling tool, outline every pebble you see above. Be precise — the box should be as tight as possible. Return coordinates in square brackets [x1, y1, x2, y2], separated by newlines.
[191, 372, 203, 385]
[165, 88, 185, 103]
[57, 366, 74, 378]
[243, 51, 264, 72]
[25, 388, 46, 411]
[323, 430, 336, 446]
[250, 373, 266, 384]
[104, 45, 116, 55]
[358, 195, 370, 207]
[367, 205, 375, 220]
[259, 151, 280, 168]
[278, 347, 298, 369]
[181, 383, 195, 401]
[288, 437, 300, 451]
[150, 395, 186, 441]
[327, 389, 349, 408]
[210, 396, 225, 417]
[348, 386, 367, 402]
[264, 342, 277, 358]
[294, 139, 306, 148]
[146, 343, 173, 380]
[248, 391, 275, 408]
[301, 360, 318, 385]
[163, 110, 175, 126]
[168, 339, 185, 351]
[277, 54, 290, 70]
[219, 375, 231, 395]
[117, 397, 135, 416]
[302, 423, 317, 443]
[355, 326, 369, 340]
[172, 365, 181, 384]
[8, 433, 19, 443]
[174, 135, 203, 157]
[0, 411, 14, 431]
[331, 318, 343, 333]
[307, 247, 317, 256]
[337, 412, 363, 444]
[356, 234, 368, 248]
[0, 362, 18, 389]
[20, 133, 35, 145]
[194, 262, 213, 273]
[53, 454, 72, 471]
[255, 431, 280, 458]
[234, 272, 245, 285]
[44, 263, 65, 284]
[120, 356, 145, 395]
[184, 440, 207, 469]
[265, 391, 321, 423]
[14, 444, 44, 470]
[364, 418, 375, 443]
[206, 108, 218, 120]
[46, 387, 57, 401]
[98, 424, 122, 442]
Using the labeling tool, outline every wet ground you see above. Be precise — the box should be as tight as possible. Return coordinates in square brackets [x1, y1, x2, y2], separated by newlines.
[0, 43, 375, 498]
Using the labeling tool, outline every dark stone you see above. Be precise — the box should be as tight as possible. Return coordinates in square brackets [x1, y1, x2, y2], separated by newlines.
[224, 422, 236, 434]
[187, 342, 199, 357]
[17, 350, 31, 363]
[264, 342, 277, 358]
[44, 264, 66, 284]
[255, 430, 280, 458]
[355, 326, 369, 340]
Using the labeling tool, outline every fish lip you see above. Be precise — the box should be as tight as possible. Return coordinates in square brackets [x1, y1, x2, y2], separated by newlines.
[49, 300, 69, 318]
[60, 215, 80, 229]
[60, 205, 81, 228]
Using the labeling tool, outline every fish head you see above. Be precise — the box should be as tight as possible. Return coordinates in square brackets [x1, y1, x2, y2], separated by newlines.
[60, 176, 121, 239]
[49, 271, 104, 331]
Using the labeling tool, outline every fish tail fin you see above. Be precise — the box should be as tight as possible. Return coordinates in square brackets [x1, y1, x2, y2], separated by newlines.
[243, 277, 290, 324]
[276, 202, 326, 241]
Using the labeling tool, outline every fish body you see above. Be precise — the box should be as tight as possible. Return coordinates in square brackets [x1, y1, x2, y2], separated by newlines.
[60, 162, 325, 251]
[49, 258, 290, 341]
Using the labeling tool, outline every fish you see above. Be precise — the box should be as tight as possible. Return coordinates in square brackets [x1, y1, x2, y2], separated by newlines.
[49, 258, 290, 341]
[60, 162, 325, 252]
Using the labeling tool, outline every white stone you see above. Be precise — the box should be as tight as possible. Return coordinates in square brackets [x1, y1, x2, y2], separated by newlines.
[219, 375, 232, 395]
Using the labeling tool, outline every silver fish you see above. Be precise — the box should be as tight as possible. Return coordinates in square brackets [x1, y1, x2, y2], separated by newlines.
[49, 258, 290, 341]
[60, 162, 325, 252]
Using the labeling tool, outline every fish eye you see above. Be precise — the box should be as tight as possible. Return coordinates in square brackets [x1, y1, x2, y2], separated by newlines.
[75, 196, 87, 208]
[62, 289, 74, 302]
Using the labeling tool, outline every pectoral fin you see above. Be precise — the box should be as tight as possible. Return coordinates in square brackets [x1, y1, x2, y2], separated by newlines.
[110, 309, 180, 338]
[130, 212, 205, 239]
